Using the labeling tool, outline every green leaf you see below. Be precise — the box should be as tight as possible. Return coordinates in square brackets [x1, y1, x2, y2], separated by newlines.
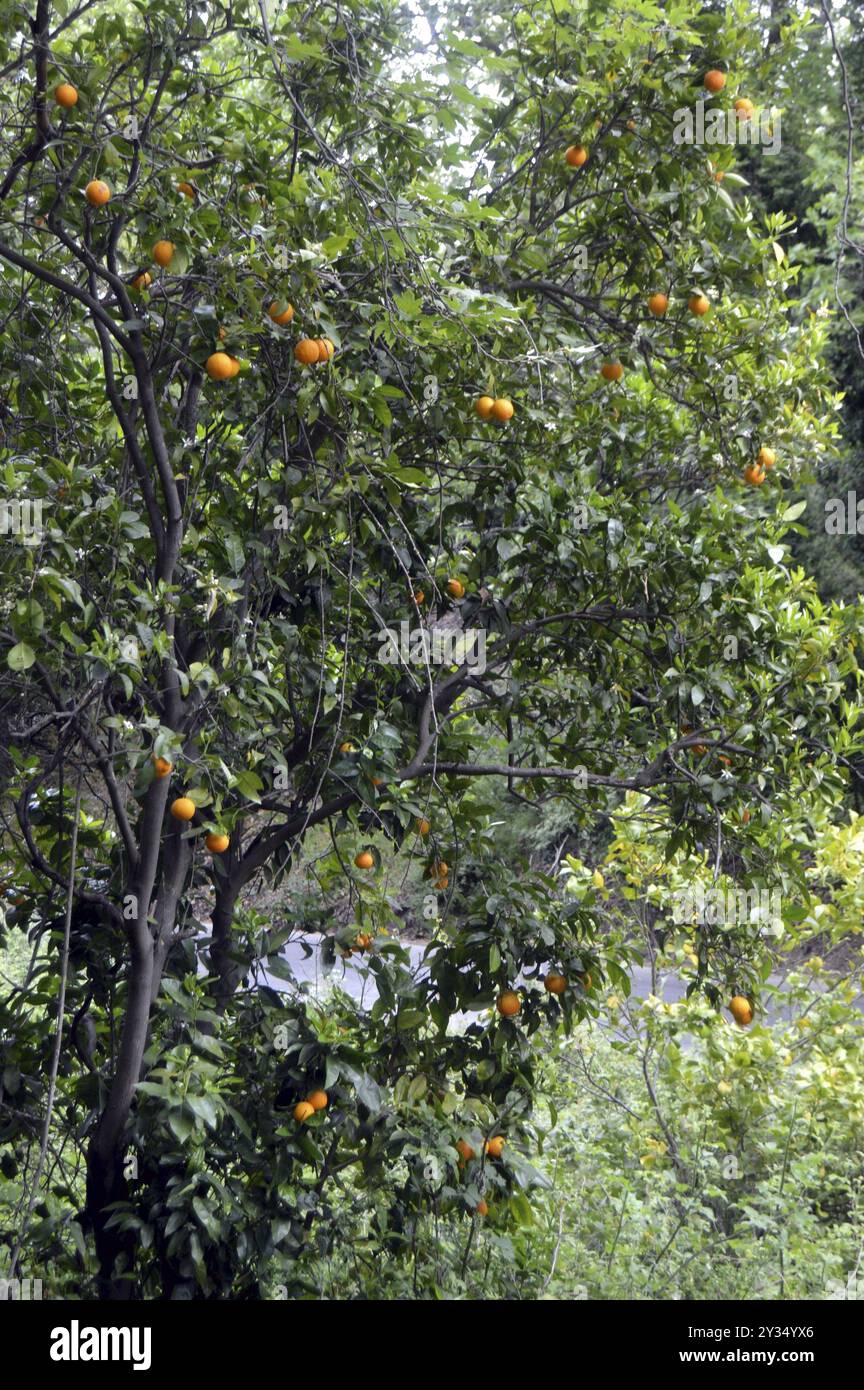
[7, 642, 35, 671]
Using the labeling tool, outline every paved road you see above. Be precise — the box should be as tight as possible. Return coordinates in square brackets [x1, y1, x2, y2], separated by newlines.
[258, 939, 821, 1021]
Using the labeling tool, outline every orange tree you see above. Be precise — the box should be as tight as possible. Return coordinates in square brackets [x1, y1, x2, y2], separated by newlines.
[1, 0, 861, 1296]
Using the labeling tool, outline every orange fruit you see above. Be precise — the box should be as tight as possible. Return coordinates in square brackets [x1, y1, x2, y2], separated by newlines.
[152, 755, 172, 779]
[371, 776, 384, 787]
[577, 971, 593, 991]
[704, 70, 726, 93]
[205, 832, 230, 853]
[476, 1199, 489, 1217]
[757, 446, 776, 470]
[339, 741, 355, 753]
[170, 797, 196, 821]
[355, 933, 372, 951]
[743, 464, 766, 486]
[178, 181, 195, 199]
[491, 397, 514, 421]
[565, 144, 588, 168]
[268, 299, 294, 325]
[734, 98, 755, 120]
[354, 850, 374, 870]
[131, 271, 152, 292]
[544, 972, 567, 994]
[85, 179, 111, 206]
[626, 119, 637, 132]
[417, 817, 431, 836]
[153, 240, 175, 267]
[205, 352, 238, 381]
[413, 589, 425, 604]
[447, 578, 465, 599]
[55, 84, 78, 108]
[647, 293, 668, 317]
[475, 395, 495, 419]
[455, 1139, 476, 1162]
[729, 996, 753, 1027]
[315, 338, 334, 361]
[294, 338, 320, 364]
[430, 861, 449, 879]
[601, 362, 623, 382]
[307, 1089, 328, 1111]
[742, 808, 751, 824]
[497, 990, 520, 1018]
[688, 294, 710, 316]
[294, 1101, 315, 1123]
[485, 1136, 505, 1158]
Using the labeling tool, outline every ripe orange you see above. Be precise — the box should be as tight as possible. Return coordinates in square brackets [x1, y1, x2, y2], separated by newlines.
[294, 1100, 315, 1123]
[742, 808, 751, 824]
[447, 578, 465, 599]
[205, 352, 238, 381]
[626, 119, 637, 132]
[729, 996, 753, 1027]
[743, 464, 766, 486]
[354, 850, 374, 870]
[475, 395, 495, 419]
[205, 832, 230, 853]
[55, 83, 78, 108]
[355, 933, 372, 951]
[648, 293, 668, 317]
[544, 972, 567, 994]
[601, 362, 623, 382]
[455, 1139, 476, 1162]
[565, 144, 588, 168]
[491, 397, 514, 421]
[371, 776, 384, 787]
[577, 971, 593, 991]
[152, 755, 172, 779]
[153, 240, 175, 267]
[417, 817, 431, 836]
[497, 990, 520, 1018]
[268, 299, 294, 325]
[688, 294, 710, 316]
[703, 70, 726, 94]
[178, 181, 195, 199]
[294, 338, 320, 364]
[170, 797, 196, 821]
[339, 741, 355, 753]
[485, 1136, 505, 1158]
[307, 1089, 328, 1111]
[315, 338, 335, 361]
[757, 446, 776, 470]
[476, 1199, 489, 1217]
[131, 271, 152, 292]
[85, 180, 111, 207]
[734, 98, 755, 120]
[413, 589, 425, 604]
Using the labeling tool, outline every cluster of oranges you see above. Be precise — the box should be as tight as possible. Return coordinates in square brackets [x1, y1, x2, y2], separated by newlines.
[294, 1089, 329, 1123]
[743, 446, 776, 486]
[475, 395, 514, 422]
[429, 860, 449, 891]
[157, 757, 230, 854]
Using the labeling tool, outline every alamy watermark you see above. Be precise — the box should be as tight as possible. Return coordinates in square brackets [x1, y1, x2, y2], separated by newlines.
[0, 498, 43, 544]
[377, 620, 487, 675]
[669, 885, 782, 936]
[673, 100, 780, 154]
